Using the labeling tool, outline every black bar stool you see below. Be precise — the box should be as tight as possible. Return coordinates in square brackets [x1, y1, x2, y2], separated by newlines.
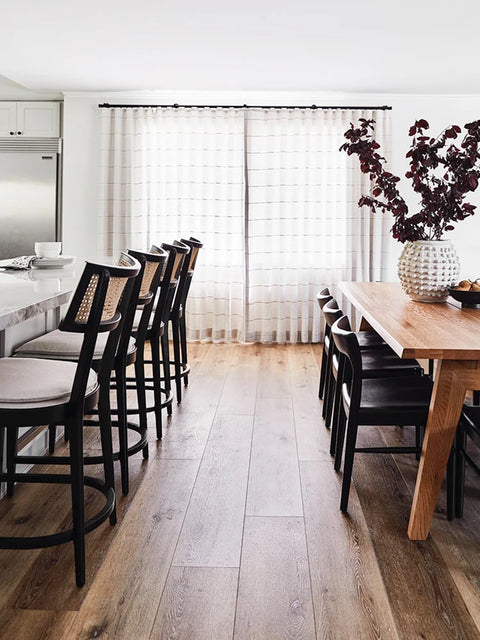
[0, 256, 140, 586]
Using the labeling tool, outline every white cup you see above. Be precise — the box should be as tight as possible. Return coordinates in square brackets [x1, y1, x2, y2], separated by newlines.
[35, 242, 62, 259]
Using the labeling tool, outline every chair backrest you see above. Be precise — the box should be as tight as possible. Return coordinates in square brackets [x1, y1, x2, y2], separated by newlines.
[177, 237, 203, 314]
[331, 314, 363, 412]
[59, 255, 141, 406]
[322, 298, 343, 329]
[316, 286, 333, 312]
[181, 237, 203, 272]
[149, 242, 184, 333]
[127, 248, 168, 340]
[171, 240, 192, 314]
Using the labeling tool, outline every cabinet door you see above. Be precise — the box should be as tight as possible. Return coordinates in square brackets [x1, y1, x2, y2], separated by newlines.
[16, 102, 60, 137]
[0, 102, 17, 137]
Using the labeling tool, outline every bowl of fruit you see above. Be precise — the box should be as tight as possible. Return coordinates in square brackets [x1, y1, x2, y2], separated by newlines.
[448, 280, 480, 308]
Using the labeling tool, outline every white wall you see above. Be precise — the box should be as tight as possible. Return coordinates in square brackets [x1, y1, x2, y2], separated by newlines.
[0, 73, 62, 101]
[62, 90, 480, 280]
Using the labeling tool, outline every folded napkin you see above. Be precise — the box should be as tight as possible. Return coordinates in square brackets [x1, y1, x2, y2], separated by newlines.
[0, 255, 37, 270]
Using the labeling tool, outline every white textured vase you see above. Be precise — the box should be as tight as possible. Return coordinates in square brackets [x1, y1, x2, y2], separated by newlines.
[397, 240, 460, 302]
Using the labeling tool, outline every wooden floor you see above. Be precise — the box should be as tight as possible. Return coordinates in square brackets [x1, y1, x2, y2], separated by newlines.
[1, 343, 480, 639]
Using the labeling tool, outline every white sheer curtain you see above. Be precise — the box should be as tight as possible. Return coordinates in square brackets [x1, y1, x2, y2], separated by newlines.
[98, 106, 391, 343]
[99, 107, 246, 341]
[245, 108, 390, 342]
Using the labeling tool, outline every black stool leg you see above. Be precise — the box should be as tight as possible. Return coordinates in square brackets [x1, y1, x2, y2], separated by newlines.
[171, 317, 182, 403]
[150, 332, 163, 439]
[180, 313, 188, 387]
[48, 425, 57, 454]
[115, 364, 129, 496]
[68, 415, 86, 587]
[161, 331, 172, 416]
[134, 348, 149, 459]
[6, 427, 18, 497]
[97, 379, 116, 505]
[473, 390, 480, 406]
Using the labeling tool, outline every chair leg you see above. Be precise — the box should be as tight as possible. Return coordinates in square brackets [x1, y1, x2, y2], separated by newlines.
[134, 348, 149, 460]
[334, 407, 347, 472]
[6, 427, 18, 497]
[0, 428, 4, 474]
[473, 390, 480, 406]
[446, 441, 456, 521]
[454, 427, 467, 518]
[161, 332, 172, 416]
[68, 415, 86, 587]
[340, 418, 359, 512]
[48, 425, 57, 454]
[150, 333, 163, 439]
[322, 347, 333, 421]
[171, 317, 182, 403]
[324, 366, 336, 431]
[318, 344, 327, 400]
[415, 425, 423, 461]
[180, 314, 188, 387]
[329, 376, 342, 456]
[114, 364, 129, 496]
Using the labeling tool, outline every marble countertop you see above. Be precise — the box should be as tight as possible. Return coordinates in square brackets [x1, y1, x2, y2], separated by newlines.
[0, 263, 82, 331]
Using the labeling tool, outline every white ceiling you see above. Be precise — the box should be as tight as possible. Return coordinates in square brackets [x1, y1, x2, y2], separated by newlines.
[3, 0, 479, 94]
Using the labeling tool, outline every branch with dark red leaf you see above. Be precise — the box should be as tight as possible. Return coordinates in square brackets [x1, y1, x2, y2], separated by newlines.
[340, 118, 480, 242]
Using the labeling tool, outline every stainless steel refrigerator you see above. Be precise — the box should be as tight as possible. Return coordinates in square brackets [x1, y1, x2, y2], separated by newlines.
[0, 143, 61, 259]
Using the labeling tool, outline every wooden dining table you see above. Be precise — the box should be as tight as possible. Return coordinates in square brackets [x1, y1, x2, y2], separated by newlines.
[339, 281, 480, 540]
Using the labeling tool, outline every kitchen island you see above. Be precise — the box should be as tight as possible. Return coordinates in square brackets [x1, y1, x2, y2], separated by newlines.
[0, 263, 79, 356]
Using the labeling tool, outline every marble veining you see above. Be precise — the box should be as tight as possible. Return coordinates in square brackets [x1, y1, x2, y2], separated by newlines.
[0, 266, 80, 331]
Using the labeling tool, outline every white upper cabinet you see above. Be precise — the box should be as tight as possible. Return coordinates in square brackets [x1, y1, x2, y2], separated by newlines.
[0, 103, 16, 136]
[0, 102, 60, 137]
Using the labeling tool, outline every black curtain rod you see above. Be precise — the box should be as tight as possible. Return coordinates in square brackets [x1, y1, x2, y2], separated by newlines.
[98, 102, 392, 111]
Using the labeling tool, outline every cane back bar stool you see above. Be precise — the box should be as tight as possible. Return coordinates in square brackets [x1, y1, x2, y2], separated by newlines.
[133, 242, 186, 439]
[127, 243, 180, 441]
[177, 237, 203, 390]
[0, 257, 140, 586]
[331, 315, 434, 513]
[14, 250, 164, 496]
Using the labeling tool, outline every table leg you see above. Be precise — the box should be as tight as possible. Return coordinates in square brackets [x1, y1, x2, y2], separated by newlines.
[408, 359, 480, 540]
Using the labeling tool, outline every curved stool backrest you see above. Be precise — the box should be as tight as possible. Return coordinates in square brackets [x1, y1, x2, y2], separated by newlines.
[60, 256, 141, 405]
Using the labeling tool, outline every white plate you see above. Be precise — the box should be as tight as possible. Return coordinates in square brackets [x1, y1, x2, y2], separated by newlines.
[32, 255, 75, 269]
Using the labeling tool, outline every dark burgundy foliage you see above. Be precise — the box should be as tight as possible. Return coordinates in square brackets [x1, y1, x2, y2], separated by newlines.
[340, 117, 480, 242]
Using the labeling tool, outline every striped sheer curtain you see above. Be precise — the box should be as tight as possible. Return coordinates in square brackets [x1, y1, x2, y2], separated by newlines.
[99, 107, 246, 341]
[98, 106, 391, 343]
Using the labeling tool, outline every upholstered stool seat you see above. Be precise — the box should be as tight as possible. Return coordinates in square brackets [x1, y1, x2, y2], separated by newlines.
[0, 358, 97, 408]
[15, 329, 136, 360]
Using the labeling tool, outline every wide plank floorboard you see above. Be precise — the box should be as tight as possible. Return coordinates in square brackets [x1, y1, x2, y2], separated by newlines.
[152, 567, 238, 640]
[234, 516, 316, 639]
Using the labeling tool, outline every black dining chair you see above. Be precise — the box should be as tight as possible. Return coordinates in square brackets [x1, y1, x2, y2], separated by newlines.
[318, 286, 388, 407]
[322, 298, 423, 461]
[331, 314, 434, 513]
[0, 257, 140, 586]
[317, 287, 334, 400]
[453, 404, 480, 517]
